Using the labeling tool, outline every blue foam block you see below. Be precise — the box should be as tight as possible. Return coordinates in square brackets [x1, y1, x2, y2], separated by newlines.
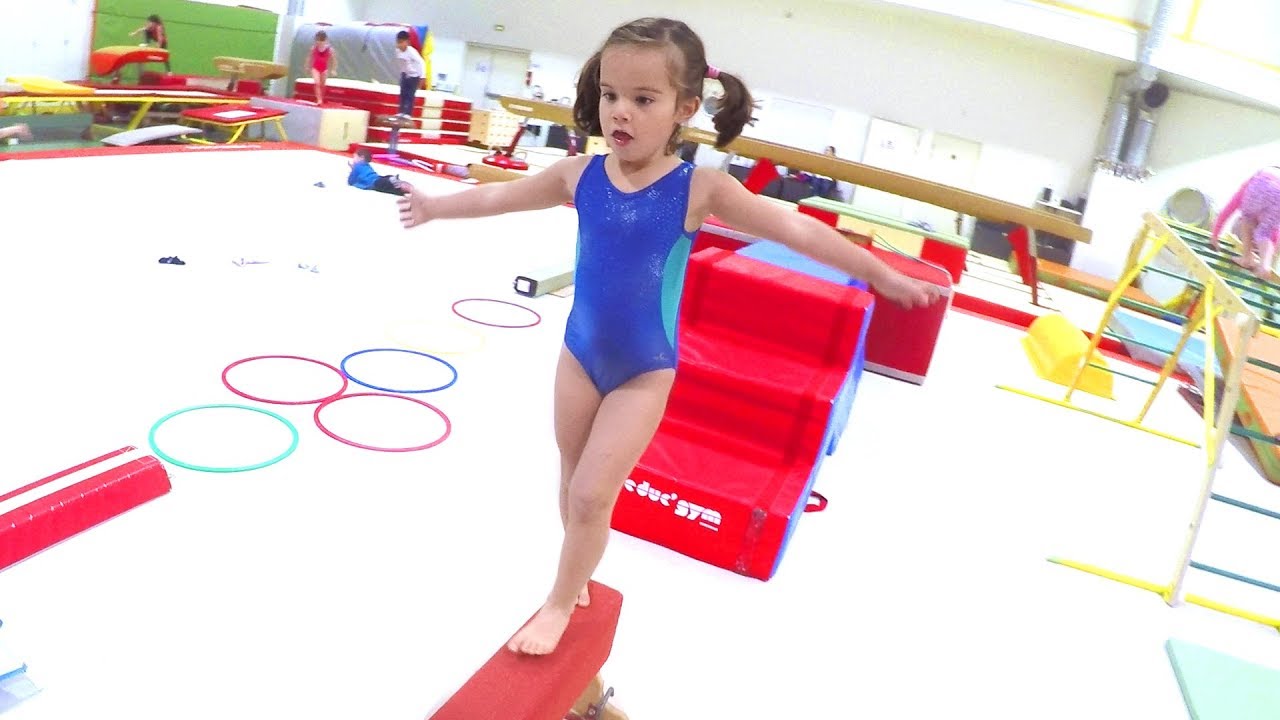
[1111, 309, 1219, 378]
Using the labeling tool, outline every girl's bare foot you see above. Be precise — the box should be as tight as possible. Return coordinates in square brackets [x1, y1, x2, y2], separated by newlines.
[578, 585, 591, 608]
[507, 602, 574, 655]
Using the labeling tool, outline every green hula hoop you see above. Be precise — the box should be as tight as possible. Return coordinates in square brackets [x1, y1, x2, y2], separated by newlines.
[148, 403, 300, 473]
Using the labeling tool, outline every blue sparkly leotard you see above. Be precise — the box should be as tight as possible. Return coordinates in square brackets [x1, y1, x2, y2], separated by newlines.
[565, 154, 695, 395]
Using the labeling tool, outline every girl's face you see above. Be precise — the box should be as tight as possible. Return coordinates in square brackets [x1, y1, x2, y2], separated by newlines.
[598, 44, 698, 163]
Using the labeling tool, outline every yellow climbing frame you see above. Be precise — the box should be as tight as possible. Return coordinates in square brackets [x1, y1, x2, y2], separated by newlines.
[998, 212, 1254, 447]
[1002, 213, 1278, 629]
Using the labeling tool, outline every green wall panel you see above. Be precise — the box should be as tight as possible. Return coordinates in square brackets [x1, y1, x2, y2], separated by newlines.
[92, 0, 279, 78]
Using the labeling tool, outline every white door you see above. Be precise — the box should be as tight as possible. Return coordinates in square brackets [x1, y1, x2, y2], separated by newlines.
[486, 49, 530, 108]
[855, 118, 921, 218]
[904, 132, 983, 233]
[460, 44, 531, 111]
[746, 96, 835, 154]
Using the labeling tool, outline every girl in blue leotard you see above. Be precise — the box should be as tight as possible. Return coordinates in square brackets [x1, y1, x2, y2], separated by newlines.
[396, 17, 945, 656]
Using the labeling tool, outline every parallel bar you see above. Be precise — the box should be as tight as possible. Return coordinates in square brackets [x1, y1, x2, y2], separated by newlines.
[1126, 297, 1191, 321]
[1246, 355, 1280, 373]
[1191, 561, 1280, 593]
[1143, 264, 1204, 287]
[1230, 425, 1280, 446]
[1211, 493, 1280, 521]
[1101, 329, 1183, 358]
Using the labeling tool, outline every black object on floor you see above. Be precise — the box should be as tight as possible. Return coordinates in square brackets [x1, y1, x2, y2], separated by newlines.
[158, 256, 186, 265]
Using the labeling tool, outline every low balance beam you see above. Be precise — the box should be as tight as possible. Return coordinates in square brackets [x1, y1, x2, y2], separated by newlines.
[428, 580, 627, 720]
[0, 447, 171, 571]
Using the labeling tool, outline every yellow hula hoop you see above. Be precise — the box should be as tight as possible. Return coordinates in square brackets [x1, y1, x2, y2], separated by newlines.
[386, 318, 487, 355]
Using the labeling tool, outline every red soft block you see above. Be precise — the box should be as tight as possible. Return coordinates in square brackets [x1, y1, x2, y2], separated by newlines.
[742, 157, 781, 194]
[428, 581, 622, 720]
[679, 249, 869, 376]
[0, 447, 171, 571]
[612, 249, 872, 579]
[861, 246, 953, 384]
[798, 204, 840, 227]
[919, 237, 966, 283]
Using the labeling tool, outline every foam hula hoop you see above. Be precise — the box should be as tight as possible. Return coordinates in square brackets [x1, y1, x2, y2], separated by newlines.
[148, 403, 300, 473]
[340, 348, 459, 394]
[313, 392, 452, 452]
[221, 354, 349, 405]
[451, 298, 542, 328]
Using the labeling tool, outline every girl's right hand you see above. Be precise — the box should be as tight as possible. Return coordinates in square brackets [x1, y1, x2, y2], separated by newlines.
[397, 182, 429, 229]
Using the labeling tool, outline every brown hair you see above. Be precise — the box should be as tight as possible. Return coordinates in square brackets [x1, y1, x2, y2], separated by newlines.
[315, 30, 328, 41]
[573, 17, 754, 152]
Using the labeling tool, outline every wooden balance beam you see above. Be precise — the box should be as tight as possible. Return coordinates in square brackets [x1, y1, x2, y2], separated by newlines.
[498, 96, 1091, 245]
[428, 580, 628, 720]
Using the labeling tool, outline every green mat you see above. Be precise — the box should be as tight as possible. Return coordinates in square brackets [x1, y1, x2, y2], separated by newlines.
[799, 196, 970, 249]
[92, 0, 278, 78]
[1166, 638, 1280, 719]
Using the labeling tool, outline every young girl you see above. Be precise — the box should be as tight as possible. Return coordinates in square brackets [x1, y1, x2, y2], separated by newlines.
[309, 31, 337, 105]
[1211, 167, 1280, 278]
[126, 14, 169, 76]
[396, 17, 944, 655]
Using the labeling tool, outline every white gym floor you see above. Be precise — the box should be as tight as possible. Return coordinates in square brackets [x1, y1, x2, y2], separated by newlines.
[1, 146, 1279, 719]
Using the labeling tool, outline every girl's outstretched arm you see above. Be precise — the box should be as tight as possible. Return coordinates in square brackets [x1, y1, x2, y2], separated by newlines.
[699, 168, 946, 309]
[398, 155, 588, 228]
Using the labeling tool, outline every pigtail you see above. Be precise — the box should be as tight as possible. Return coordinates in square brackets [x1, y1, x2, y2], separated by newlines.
[573, 51, 605, 138]
[709, 71, 754, 149]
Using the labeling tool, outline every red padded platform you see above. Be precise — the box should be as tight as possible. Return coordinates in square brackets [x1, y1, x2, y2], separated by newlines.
[613, 248, 871, 580]
[0, 447, 171, 571]
[861, 247, 953, 384]
[428, 581, 622, 720]
[179, 104, 286, 124]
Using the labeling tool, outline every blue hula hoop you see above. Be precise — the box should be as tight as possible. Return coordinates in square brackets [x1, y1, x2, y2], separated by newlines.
[340, 348, 458, 394]
[148, 403, 300, 473]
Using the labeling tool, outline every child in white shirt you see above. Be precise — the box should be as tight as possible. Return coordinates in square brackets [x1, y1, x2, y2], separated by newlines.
[395, 31, 425, 119]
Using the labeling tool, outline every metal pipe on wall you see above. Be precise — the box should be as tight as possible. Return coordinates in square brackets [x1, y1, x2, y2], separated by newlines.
[1095, 0, 1175, 179]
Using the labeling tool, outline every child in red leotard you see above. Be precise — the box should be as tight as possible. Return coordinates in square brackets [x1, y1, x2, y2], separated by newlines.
[309, 31, 337, 105]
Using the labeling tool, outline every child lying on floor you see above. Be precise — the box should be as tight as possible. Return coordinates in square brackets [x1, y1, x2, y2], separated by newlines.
[348, 148, 406, 196]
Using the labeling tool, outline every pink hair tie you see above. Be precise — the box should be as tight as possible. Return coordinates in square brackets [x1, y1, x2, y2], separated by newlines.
[705, 65, 720, 80]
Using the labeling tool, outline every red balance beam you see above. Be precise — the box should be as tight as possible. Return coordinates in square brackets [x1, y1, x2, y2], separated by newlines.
[428, 581, 623, 720]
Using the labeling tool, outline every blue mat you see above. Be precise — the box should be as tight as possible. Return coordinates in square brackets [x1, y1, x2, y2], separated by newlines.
[1166, 638, 1280, 719]
[1108, 309, 1219, 378]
